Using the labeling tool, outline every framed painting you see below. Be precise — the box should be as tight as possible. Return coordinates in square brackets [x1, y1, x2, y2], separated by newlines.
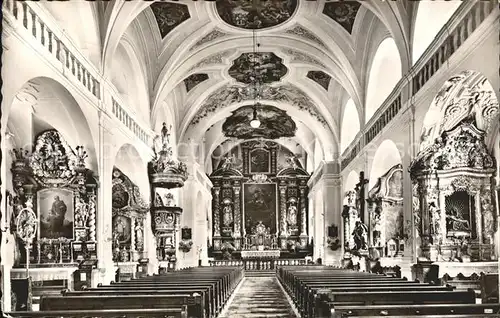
[182, 227, 192, 240]
[37, 188, 74, 240]
[249, 148, 270, 174]
[242, 183, 278, 235]
[112, 215, 132, 245]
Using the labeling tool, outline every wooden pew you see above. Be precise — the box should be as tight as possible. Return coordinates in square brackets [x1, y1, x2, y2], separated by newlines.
[345, 315, 499, 318]
[4, 308, 188, 318]
[65, 287, 217, 318]
[314, 289, 476, 318]
[441, 273, 481, 298]
[328, 303, 500, 318]
[40, 294, 204, 318]
[278, 266, 478, 318]
[481, 273, 499, 304]
[41, 267, 243, 318]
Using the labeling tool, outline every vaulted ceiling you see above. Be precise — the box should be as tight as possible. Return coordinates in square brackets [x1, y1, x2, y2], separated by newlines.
[55, 0, 420, 171]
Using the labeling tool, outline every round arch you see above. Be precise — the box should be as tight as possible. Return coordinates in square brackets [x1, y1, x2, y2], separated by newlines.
[365, 37, 402, 123]
[344, 170, 359, 194]
[4, 77, 98, 171]
[109, 41, 150, 125]
[340, 99, 361, 153]
[412, 1, 463, 64]
[113, 143, 150, 199]
[368, 139, 402, 189]
[419, 70, 499, 152]
[44, 1, 101, 67]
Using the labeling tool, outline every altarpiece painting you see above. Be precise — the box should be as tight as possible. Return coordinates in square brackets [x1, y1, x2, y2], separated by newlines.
[38, 188, 74, 240]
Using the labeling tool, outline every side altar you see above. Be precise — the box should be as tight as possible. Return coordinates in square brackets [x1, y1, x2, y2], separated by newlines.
[208, 140, 312, 260]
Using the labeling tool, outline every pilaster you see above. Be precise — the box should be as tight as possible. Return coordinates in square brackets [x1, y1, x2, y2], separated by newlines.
[95, 122, 115, 285]
[308, 161, 342, 266]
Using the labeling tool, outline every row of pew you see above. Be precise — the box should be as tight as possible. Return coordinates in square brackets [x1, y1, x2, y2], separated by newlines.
[6, 266, 244, 318]
[278, 265, 500, 318]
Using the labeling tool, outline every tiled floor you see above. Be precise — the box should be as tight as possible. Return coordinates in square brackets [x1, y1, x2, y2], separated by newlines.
[218, 277, 299, 318]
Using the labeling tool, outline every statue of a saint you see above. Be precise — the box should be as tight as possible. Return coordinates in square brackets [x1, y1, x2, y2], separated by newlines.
[161, 122, 171, 150]
[352, 221, 368, 251]
[222, 204, 233, 227]
[74, 197, 88, 227]
[164, 193, 175, 207]
[429, 202, 441, 236]
[135, 220, 143, 249]
[287, 202, 297, 226]
[346, 191, 357, 207]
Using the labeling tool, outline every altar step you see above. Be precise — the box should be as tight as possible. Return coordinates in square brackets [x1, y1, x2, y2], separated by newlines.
[218, 277, 298, 318]
[244, 270, 276, 277]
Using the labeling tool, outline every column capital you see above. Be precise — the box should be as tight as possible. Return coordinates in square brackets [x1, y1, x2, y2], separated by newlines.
[308, 160, 341, 189]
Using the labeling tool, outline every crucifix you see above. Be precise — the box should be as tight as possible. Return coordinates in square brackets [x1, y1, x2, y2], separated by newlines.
[355, 171, 369, 223]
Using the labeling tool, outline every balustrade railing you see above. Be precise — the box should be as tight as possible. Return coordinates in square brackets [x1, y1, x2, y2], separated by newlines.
[3, 0, 100, 99]
[112, 98, 150, 145]
[2, 0, 156, 148]
[209, 258, 311, 270]
[341, 1, 497, 170]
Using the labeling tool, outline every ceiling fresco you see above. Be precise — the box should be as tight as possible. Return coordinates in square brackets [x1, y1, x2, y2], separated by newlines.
[222, 105, 297, 139]
[307, 71, 332, 91]
[190, 84, 328, 127]
[228, 52, 288, 84]
[322, 1, 361, 34]
[184, 73, 209, 92]
[216, 0, 298, 30]
[150, 2, 190, 38]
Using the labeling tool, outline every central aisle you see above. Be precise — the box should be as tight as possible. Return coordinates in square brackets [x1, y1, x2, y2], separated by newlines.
[219, 277, 299, 318]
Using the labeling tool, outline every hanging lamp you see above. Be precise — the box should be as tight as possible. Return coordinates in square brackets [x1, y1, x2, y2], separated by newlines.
[249, 29, 261, 129]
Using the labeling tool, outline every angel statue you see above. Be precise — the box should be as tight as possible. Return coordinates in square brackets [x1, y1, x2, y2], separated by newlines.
[161, 122, 171, 150]
[221, 154, 236, 170]
[287, 200, 298, 226]
[286, 154, 301, 170]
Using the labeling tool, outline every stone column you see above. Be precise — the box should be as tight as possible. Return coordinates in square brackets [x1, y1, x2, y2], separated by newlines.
[130, 216, 136, 260]
[180, 177, 197, 269]
[308, 189, 315, 246]
[144, 211, 157, 274]
[95, 114, 115, 285]
[233, 183, 241, 249]
[322, 173, 342, 266]
[279, 184, 288, 249]
[299, 186, 308, 247]
[307, 162, 343, 265]
[402, 133, 415, 268]
[212, 187, 221, 250]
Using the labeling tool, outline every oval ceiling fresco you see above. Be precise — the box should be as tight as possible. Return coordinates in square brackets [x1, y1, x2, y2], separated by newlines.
[216, 0, 298, 30]
[229, 52, 288, 84]
[222, 104, 297, 139]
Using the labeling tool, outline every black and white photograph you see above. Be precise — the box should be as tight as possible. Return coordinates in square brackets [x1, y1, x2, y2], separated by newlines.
[0, 0, 499, 317]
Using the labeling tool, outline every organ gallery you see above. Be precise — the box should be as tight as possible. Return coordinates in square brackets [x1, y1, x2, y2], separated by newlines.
[0, 0, 499, 316]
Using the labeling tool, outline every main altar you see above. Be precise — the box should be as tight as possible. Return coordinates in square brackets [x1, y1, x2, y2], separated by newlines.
[208, 140, 311, 261]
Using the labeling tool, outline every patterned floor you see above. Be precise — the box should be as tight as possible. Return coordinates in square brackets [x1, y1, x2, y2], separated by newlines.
[219, 277, 298, 318]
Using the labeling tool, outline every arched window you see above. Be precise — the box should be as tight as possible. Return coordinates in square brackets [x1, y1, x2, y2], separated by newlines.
[412, 1, 462, 64]
[340, 99, 360, 153]
[365, 38, 402, 123]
